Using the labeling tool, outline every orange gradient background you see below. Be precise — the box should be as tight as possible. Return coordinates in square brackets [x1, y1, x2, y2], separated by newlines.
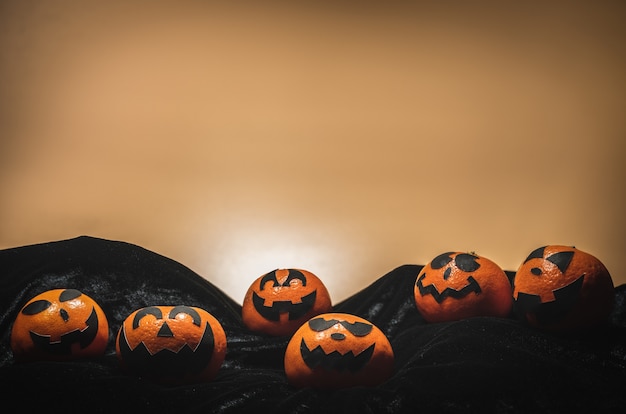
[1, 1, 625, 304]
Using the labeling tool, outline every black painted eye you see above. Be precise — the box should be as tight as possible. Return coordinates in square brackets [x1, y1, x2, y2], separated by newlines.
[524, 246, 546, 263]
[132, 306, 164, 329]
[59, 289, 82, 302]
[455, 254, 481, 272]
[259, 270, 281, 290]
[283, 269, 307, 287]
[309, 318, 339, 332]
[340, 321, 373, 337]
[22, 299, 51, 315]
[168, 306, 202, 326]
[431, 252, 454, 269]
[308, 318, 373, 337]
[546, 251, 574, 274]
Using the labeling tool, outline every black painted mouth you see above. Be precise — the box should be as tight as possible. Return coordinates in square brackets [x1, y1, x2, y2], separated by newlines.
[252, 290, 317, 321]
[416, 273, 482, 303]
[118, 321, 215, 377]
[300, 338, 375, 373]
[514, 274, 584, 325]
[29, 307, 100, 354]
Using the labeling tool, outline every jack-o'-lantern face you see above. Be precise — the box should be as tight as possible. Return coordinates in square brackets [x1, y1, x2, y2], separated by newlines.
[10, 289, 109, 362]
[284, 313, 394, 389]
[242, 268, 332, 336]
[116, 305, 227, 384]
[513, 245, 615, 332]
[414, 252, 513, 323]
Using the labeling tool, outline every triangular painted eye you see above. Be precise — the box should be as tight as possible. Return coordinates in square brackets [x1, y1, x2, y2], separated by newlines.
[22, 299, 51, 315]
[524, 246, 546, 263]
[455, 254, 481, 272]
[546, 251, 575, 274]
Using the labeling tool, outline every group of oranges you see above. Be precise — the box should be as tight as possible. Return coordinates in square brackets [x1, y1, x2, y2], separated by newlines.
[9, 244, 615, 389]
[10, 290, 227, 385]
[413, 245, 614, 333]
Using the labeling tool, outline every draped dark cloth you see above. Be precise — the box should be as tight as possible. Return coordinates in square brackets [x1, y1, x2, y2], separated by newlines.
[1, 236, 625, 413]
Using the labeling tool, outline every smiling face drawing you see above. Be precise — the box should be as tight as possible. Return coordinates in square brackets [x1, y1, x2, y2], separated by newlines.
[242, 269, 332, 336]
[414, 252, 513, 323]
[10, 289, 109, 361]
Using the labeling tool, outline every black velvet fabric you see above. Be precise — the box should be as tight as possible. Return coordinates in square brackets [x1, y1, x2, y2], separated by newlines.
[1, 236, 625, 413]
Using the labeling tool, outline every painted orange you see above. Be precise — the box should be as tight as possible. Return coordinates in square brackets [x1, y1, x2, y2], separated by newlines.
[414, 252, 513, 323]
[242, 268, 332, 336]
[284, 312, 394, 389]
[116, 305, 227, 384]
[513, 245, 614, 332]
[10, 288, 109, 361]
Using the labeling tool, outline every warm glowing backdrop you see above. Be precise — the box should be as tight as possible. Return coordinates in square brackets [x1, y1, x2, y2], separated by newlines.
[1, 1, 625, 304]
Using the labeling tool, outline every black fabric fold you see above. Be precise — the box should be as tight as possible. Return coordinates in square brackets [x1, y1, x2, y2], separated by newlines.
[1, 236, 625, 413]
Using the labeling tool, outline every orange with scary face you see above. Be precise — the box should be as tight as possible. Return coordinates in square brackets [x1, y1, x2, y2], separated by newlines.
[10, 289, 109, 361]
[513, 245, 614, 332]
[414, 252, 513, 323]
[116, 305, 227, 384]
[242, 268, 332, 336]
[284, 312, 394, 389]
